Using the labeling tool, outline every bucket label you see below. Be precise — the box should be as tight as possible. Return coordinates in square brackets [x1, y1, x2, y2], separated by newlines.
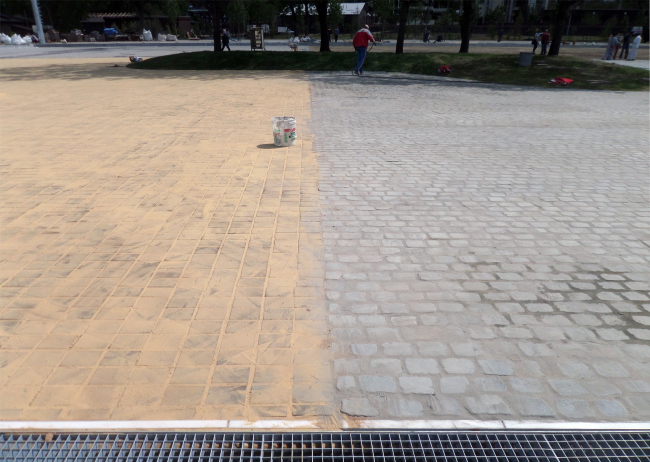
[284, 128, 296, 143]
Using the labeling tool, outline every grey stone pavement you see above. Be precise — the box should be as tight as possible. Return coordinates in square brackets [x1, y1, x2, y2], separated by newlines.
[308, 73, 650, 422]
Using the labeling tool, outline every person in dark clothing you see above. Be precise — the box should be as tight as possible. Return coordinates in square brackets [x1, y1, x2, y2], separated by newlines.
[540, 29, 550, 55]
[618, 31, 631, 60]
[221, 29, 230, 51]
[423, 27, 430, 42]
[497, 29, 504, 42]
[334, 27, 339, 42]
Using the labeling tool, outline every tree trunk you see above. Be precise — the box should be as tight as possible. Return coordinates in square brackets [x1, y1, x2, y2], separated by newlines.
[549, 0, 574, 56]
[305, 2, 310, 33]
[396, 0, 409, 54]
[519, 0, 529, 25]
[459, 0, 473, 53]
[212, 1, 222, 52]
[288, 4, 298, 35]
[315, 1, 331, 51]
[137, 4, 145, 32]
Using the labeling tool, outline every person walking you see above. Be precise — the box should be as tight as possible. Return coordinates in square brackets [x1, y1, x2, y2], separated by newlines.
[627, 33, 642, 61]
[618, 31, 631, 60]
[498, 28, 504, 42]
[532, 29, 540, 54]
[352, 25, 376, 76]
[601, 32, 618, 60]
[423, 27, 431, 43]
[221, 29, 231, 51]
[334, 27, 339, 42]
[540, 29, 550, 55]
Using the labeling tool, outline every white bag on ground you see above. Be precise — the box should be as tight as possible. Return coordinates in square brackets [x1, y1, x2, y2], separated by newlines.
[11, 34, 23, 45]
[272, 117, 297, 147]
[23, 35, 32, 44]
[157, 33, 167, 41]
[166, 34, 177, 41]
[143, 29, 153, 41]
[0, 33, 11, 45]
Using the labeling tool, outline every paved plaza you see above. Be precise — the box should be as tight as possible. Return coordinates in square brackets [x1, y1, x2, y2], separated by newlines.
[309, 73, 650, 422]
[0, 59, 331, 424]
[0, 57, 649, 426]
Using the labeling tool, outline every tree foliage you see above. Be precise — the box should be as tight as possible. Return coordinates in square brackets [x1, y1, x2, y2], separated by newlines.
[227, 0, 247, 33]
[328, 0, 343, 30]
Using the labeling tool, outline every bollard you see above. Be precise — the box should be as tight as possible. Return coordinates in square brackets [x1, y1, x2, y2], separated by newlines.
[518, 52, 534, 67]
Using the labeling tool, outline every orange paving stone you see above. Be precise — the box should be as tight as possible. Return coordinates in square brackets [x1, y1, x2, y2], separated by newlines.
[0, 59, 332, 424]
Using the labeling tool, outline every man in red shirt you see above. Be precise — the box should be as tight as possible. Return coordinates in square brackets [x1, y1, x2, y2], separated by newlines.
[540, 29, 551, 55]
[352, 25, 376, 75]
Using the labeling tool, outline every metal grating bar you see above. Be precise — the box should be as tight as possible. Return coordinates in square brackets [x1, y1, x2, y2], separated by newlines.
[1, 431, 648, 461]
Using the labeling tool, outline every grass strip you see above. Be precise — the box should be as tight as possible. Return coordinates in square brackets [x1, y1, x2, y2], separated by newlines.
[128, 51, 649, 91]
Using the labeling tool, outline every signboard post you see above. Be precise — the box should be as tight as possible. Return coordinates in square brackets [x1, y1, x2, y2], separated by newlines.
[250, 27, 265, 51]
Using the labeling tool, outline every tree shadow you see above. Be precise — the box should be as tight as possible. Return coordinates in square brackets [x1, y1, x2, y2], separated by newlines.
[307, 71, 581, 93]
[0, 62, 311, 83]
[0, 61, 584, 93]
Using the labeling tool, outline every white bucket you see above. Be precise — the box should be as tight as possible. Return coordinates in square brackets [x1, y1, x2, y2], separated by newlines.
[272, 117, 296, 147]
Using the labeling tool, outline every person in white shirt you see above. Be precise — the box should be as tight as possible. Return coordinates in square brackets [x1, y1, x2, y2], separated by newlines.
[627, 33, 642, 61]
[532, 30, 540, 54]
[601, 32, 618, 60]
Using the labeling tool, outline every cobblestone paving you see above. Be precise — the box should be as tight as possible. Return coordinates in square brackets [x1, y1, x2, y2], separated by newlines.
[0, 60, 330, 422]
[309, 74, 650, 422]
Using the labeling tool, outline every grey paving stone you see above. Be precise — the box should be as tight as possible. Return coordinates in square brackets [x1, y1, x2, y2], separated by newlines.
[513, 396, 555, 417]
[594, 400, 628, 418]
[628, 329, 650, 340]
[388, 398, 424, 417]
[475, 378, 507, 392]
[417, 342, 448, 356]
[383, 342, 414, 356]
[624, 380, 650, 393]
[359, 375, 397, 393]
[478, 359, 514, 376]
[341, 398, 379, 417]
[370, 358, 403, 375]
[557, 362, 594, 379]
[584, 381, 622, 397]
[440, 376, 469, 394]
[334, 359, 362, 374]
[556, 399, 596, 418]
[405, 358, 440, 375]
[351, 344, 378, 356]
[509, 378, 545, 394]
[442, 358, 475, 374]
[518, 342, 555, 357]
[337, 376, 356, 390]
[625, 396, 650, 416]
[548, 379, 588, 396]
[429, 396, 462, 416]
[593, 362, 630, 378]
[466, 395, 511, 415]
[399, 376, 436, 394]
[450, 342, 484, 357]
[596, 328, 630, 341]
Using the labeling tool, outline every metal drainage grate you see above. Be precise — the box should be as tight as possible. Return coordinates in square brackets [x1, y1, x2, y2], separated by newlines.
[1, 431, 649, 461]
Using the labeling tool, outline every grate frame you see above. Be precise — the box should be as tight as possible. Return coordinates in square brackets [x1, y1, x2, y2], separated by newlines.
[1, 431, 648, 461]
